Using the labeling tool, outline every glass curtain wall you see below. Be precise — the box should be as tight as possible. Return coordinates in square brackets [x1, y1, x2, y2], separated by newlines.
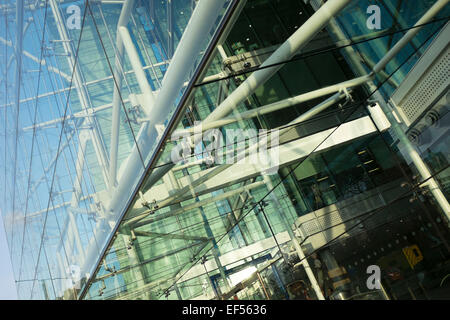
[0, 0, 234, 300]
[1, 0, 449, 301]
[80, 0, 450, 300]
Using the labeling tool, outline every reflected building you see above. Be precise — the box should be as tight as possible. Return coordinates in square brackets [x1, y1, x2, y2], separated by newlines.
[0, 0, 449, 300]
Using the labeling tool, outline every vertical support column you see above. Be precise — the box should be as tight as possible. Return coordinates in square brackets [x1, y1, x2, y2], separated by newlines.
[271, 264, 290, 300]
[109, 0, 136, 190]
[320, 0, 450, 220]
[380, 94, 450, 219]
[262, 175, 325, 300]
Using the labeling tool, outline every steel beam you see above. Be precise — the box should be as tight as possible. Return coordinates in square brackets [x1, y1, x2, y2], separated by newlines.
[105, 0, 229, 215]
[322, 0, 450, 218]
[131, 116, 384, 231]
[118, 26, 155, 115]
[109, 0, 139, 189]
[201, 0, 352, 124]
[132, 181, 266, 228]
[178, 83, 358, 135]
[373, 0, 450, 73]
[49, 0, 110, 187]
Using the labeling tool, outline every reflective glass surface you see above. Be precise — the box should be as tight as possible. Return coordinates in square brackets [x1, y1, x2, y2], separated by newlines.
[0, 0, 233, 299]
[1, 0, 449, 300]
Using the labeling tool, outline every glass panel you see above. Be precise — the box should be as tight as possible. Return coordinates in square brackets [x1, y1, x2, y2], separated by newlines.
[1, 0, 449, 300]
[0, 0, 234, 299]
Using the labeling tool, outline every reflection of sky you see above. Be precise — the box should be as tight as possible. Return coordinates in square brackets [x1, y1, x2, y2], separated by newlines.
[0, 2, 99, 298]
[0, 217, 17, 300]
[1, 0, 231, 299]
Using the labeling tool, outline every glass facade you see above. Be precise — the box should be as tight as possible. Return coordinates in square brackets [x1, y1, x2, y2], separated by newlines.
[0, 0, 449, 300]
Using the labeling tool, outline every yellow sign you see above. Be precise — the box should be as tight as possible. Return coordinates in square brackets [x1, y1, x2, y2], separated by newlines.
[402, 245, 423, 269]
